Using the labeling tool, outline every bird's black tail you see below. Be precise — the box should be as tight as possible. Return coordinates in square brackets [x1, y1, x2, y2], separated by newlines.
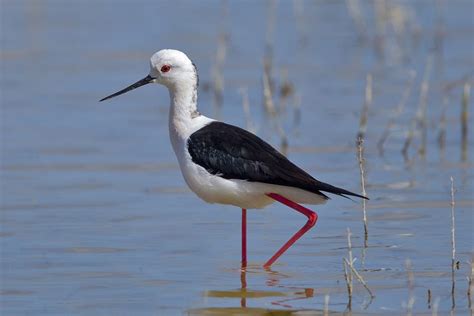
[315, 180, 369, 200]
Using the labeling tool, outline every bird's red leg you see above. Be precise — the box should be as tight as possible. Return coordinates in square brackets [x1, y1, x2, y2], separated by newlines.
[241, 208, 247, 268]
[264, 193, 318, 268]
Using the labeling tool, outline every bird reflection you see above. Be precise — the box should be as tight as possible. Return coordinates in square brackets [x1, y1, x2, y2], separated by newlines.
[263, 266, 314, 308]
[240, 268, 247, 308]
[198, 265, 317, 315]
[238, 265, 314, 309]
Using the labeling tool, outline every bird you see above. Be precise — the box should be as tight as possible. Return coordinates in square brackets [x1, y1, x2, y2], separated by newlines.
[100, 49, 368, 268]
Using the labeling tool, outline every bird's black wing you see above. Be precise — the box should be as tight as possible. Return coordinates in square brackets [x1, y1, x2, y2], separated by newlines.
[187, 121, 367, 200]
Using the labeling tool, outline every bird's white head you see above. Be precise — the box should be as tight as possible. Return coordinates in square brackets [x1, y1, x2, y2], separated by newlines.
[100, 49, 198, 102]
[149, 49, 197, 88]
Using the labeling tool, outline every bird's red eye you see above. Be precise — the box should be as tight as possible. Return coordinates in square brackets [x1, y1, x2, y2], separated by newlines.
[161, 65, 171, 73]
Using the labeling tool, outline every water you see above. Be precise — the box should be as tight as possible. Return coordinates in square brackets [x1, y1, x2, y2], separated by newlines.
[1, 1, 473, 315]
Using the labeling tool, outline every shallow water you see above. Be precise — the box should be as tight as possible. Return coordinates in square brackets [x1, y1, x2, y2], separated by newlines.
[1, 1, 473, 315]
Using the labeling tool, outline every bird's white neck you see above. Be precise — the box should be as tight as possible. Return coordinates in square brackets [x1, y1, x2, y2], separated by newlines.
[168, 80, 200, 148]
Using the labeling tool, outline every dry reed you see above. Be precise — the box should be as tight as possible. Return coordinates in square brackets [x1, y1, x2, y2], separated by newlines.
[343, 258, 375, 299]
[347, 228, 354, 284]
[343, 259, 352, 309]
[277, 67, 294, 113]
[357, 137, 368, 246]
[293, 0, 308, 47]
[468, 257, 473, 310]
[357, 74, 373, 140]
[461, 83, 470, 161]
[437, 96, 449, 160]
[427, 289, 432, 309]
[402, 55, 433, 161]
[377, 70, 416, 155]
[292, 93, 302, 132]
[263, 0, 277, 104]
[405, 259, 415, 316]
[324, 294, 330, 316]
[238, 87, 255, 133]
[343, 228, 374, 307]
[211, 2, 228, 117]
[450, 176, 456, 309]
[262, 64, 276, 117]
[346, 0, 368, 42]
[432, 297, 440, 316]
[343, 228, 354, 308]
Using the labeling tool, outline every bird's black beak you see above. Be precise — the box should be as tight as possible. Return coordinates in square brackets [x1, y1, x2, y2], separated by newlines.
[100, 75, 155, 102]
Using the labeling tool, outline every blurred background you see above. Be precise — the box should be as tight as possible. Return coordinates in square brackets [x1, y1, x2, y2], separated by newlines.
[1, 0, 473, 315]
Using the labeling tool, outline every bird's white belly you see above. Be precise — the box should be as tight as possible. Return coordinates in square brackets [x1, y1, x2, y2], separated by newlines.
[177, 148, 326, 209]
[180, 159, 274, 209]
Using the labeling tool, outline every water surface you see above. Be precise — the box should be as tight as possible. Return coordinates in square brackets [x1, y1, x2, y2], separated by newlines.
[1, 1, 473, 315]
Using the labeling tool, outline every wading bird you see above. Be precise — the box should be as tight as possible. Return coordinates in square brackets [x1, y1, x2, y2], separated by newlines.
[101, 49, 368, 268]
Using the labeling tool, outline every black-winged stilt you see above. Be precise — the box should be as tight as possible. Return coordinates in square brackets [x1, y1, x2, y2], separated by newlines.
[100, 49, 368, 268]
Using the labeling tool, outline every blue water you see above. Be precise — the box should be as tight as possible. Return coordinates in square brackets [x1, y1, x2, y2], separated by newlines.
[1, 1, 473, 315]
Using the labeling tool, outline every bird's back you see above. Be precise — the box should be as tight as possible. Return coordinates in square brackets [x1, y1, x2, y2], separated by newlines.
[187, 121, 366, 202]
